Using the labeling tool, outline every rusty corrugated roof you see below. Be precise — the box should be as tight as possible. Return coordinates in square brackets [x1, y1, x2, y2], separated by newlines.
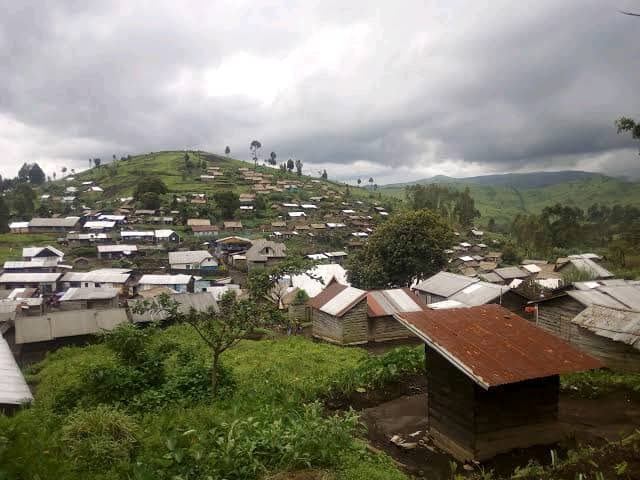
[394, 304, 603, 389]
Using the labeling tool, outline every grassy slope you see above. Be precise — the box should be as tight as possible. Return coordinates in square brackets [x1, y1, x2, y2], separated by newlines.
[4, 329, 408, 480]
[381, 175, 640, 225]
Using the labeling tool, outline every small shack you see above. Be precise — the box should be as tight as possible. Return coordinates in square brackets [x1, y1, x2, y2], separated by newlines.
[308, 283, 368, 345]
[367, 289, 424, 342]
[394, 304, 603, 461]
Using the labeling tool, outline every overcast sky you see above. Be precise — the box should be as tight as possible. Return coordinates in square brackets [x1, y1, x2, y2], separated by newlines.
[2, 0, 640, 184]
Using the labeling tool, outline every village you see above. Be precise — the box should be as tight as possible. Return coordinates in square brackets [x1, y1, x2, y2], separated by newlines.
[1, 153, 639, 480]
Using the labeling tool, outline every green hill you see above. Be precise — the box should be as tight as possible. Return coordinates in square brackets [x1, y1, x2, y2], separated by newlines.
[380, 172, 640, 226]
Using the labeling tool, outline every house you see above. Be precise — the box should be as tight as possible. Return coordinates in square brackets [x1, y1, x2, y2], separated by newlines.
[3, 258, 63, 273]
[120, 230, 156, 242]
[149, 216, 175, 225]
[187, 218, 211, 227]
[245, 239, 287, 270]
[287, 212, 306, 219]
[129, 292, 219, 323]
[169, 250, 218, 273]
[191, 225, 219, 237]
[28, 217, 80, 233]
[0, 334, 33, 414]
[367, 289, 424, 342]
[83, 220, 116, 231]
[0, 273, 61, 294]
[137, 274, 194, 293]
[394, 304, 603, 461]
[22, 245, 64, 261]
[134, 209, 156, 217]
[324, 251, 348, 264]
[9, 222, 29, 234]
[154, 229, 180, 243]
[223, 221, 243, 231]
[493, 266, 530, 284]
[215, 236, 252, 254]
[308, 283, 369, 345]
[532, 280, 640, 346]
[412, 272, 478, 304]
[470, 229, 484, 237]
[66, 232, 112, 245]
[57, 287, 120, 310]
[566, 305, 640, 371]
[60, 269, 132, 293]
[97, 244, 138, 259]
[555, 255, 614, 279]
[98, 214, 127, 225]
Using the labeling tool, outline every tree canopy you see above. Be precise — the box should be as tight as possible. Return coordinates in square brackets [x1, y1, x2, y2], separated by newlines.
[133, 176, 168, 200]
[214, 191, 240, 219]
[347, 209, 453, 288]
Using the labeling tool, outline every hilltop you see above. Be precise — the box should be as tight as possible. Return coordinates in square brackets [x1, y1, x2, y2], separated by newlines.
[380, 171, 640, 225]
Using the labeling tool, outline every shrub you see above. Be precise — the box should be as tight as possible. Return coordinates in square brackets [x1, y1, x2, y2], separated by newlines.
[61, 406, 139, 472]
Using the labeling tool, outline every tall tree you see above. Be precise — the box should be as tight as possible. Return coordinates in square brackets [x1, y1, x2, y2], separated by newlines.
[295, 159, 303, 176]
[93, 158, 102, 168]
[133, 176, 168, 200]
[347, 209, 453, 288]
[616, 117, 640, 154]
[455, 187, 480, 228]
[269, 152, 277, 165]
[286, 158, 294, 171]
[357, 178, 361, 185]
[225, 146, 231, 155]
[0, 196, 9, 233]
[214, 191, 240, 219]
[321, 169, 328, 180]
[12, 183, 36, 219]
[250, 140, 262, 169]
[28, 163, 46, 185]
[18, 163, 30, 182]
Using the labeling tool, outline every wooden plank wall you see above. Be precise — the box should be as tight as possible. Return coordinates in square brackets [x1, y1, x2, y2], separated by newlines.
[341, 300, 369, 345]
[368, 315, 414, 342]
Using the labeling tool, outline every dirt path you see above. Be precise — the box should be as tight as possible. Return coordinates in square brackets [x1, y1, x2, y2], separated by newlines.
[358, 390, 640, 479]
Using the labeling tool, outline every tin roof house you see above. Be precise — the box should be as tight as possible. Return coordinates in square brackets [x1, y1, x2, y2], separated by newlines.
[394, 304, 603, 462]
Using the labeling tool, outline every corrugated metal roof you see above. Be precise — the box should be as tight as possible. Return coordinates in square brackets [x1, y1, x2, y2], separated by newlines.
[321, 287, 367, 316]
[567, 290, 628, 309]
[427, 299, 467, 310]
[289, 264, 349, 298]
[59, 287, 119, 301]
[449, 281, 510, 306]
[572, 305, 640, 349]
[0, 273, 61, 283]
[169, 250, 213, 265]
[567, 258, 614, 279]
[23, 246, 65, 258]
[4, 258, 60, 269]
[61, 270, 131, 284]
[494, 266, 530, 280]
[28, 217, 79, 228]
[413, 272, 478, 298]
[97, 244, 138, 253]
[129, 292, 219, 322]
[598, 285, 640, 311]
[139, 275, 192, 285]
[368, 289, 424, 317]
[394, 304, 604, 389]
[84, 220, 116, 229]
[0, 334, 33, 405]
[478, 272, 503, 284]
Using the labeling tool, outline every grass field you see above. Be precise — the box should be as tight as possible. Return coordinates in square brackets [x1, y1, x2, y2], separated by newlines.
[0, 232, 59, 263]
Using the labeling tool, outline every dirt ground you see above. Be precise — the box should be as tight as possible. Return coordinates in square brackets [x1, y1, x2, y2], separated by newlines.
[356, 387, 640, 480]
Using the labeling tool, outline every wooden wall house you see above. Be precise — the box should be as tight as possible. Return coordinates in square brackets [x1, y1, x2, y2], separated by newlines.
[308, 283, 368, 345]
[394, 304, 603, 462]
[366, 289, 424, 342]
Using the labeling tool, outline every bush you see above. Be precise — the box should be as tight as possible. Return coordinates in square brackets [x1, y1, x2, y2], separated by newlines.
[61, 406, 139, 472]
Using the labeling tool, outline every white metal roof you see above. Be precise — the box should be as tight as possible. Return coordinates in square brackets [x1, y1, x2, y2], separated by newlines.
[84, 220, 116, 229]
[320, 286, 367, 316]
[428, 299, 468, 309]
[288, 212, 306, 217]
[23, 245, 64, 258]
[0, 334, 33, 405]
[138, 274, 193, 285]
[0, 273, 61, 283]
[289, 264, 350, 298]
[121, 231, 155, 237]
[97, 244, 138, 253]
[61, 270, 131, 284]
[169, 250, 213, 265]
[522, 264, 542, 273]
[59, 287, 119, 301]
[155, 229, 177, 238]
[9, 222, 29, 229]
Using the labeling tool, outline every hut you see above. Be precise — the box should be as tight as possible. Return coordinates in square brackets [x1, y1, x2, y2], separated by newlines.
[394, 304, 603, 461]
[57, 287, 120, 310]
[366, 289, 424, 342]
[308, 283, 368, 345]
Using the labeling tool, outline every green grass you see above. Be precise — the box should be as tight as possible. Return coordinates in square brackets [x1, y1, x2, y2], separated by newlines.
[0, 232, 59, 263]
[6, 326, 413, 480]
[560, 369, 640, 399]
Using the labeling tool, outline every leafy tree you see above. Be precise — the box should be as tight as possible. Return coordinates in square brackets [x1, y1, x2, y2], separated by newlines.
[12, 183, 36, 218]
[616, 117, 640, 154]
[500, 242, 521, 265]
[225, 146, 230, 155]
[28, 163, 46, 185]
[140, 192, 161, 210]
[357, 178, 361, 185]
[0, 196, 9, 233]
[254, 194, 267, 212]
[295, 159, 303, 176]
[214, 191, 240, 219]
[347, 209, 453, 288]
[53, 172, 57, 180]
[93, 158, 101, 168]
[61, 166, 67, 175]
[133, 176, 168, 200]
[368, 177, 374, 187]
[487, 217, 496, 232]
[455, 187, 480, 228]
[286, 159, 294, 172]
[269, 152, 277, 165]
[250, 140, 261, 169]
[137, 291, 261, 394]
[321, 170, 328, 180]
[18, 163, 30, 182]
[112, 154, 116, 161]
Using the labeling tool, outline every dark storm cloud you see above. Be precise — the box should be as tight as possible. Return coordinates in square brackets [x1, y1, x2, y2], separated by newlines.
[1, 0, 639, 181]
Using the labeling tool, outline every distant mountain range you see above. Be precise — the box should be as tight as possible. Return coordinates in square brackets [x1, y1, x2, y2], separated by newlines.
[379, 170, 640, 225]
[383, 170, 605, 190]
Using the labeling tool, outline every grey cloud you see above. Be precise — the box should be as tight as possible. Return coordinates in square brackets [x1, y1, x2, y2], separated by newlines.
[1, 0, 639, 181]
